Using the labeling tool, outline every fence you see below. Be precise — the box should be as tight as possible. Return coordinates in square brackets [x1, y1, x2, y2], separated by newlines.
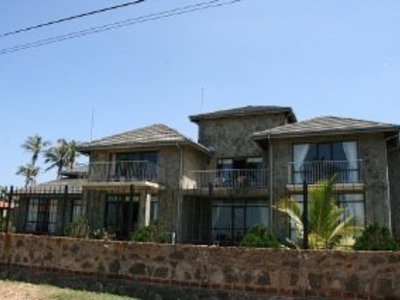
[187, 169, 267, 189]
[88, 160, 159, 182]
[288, 160, 362, 184]
[0, 185, 82, 235]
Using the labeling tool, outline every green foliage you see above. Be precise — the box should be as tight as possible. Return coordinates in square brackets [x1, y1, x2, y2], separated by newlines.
[240, 225, 280, 248]
[276, 177, 362, 249]
[354, 223, 399, 251]
[131, 220, 167, 243]
[16, 164, 40, 187]
[0, 218, 6, 232]
[90, 228, 108, 240]
[64, 218, 90, 239]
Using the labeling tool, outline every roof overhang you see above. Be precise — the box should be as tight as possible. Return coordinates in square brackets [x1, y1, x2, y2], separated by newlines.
[252, 126, 400, 141]
[77, 140, 211, 156]
[189, 107, 296, 123]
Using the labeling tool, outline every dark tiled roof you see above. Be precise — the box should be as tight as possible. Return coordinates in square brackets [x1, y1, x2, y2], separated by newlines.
[189, 105, 296, 122]
[253, 116, 400, 139]
[77, 124, 210, 153]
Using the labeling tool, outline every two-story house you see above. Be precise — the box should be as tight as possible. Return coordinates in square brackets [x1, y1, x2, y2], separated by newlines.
[13, 105, 400, 245]
[76, 124, 210, 240]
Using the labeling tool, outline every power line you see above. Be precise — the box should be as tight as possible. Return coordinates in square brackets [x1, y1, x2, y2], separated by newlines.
[0, 0, 242, 56]
[0, 0, 146, 38]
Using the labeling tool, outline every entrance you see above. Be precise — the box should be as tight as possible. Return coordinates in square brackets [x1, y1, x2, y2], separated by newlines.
[105, 195, 139, 240]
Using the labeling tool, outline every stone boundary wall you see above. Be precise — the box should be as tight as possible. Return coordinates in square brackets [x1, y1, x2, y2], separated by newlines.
[0, 234, 399, 299]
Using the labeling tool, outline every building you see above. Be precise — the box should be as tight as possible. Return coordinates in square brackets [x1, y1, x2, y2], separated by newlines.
[12, 106, 400, 244]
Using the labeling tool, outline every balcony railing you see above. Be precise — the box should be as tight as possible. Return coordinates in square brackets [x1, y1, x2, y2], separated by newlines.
[186, 169, 267, 189]
[288, 160, 362, 184]
[88, 160, 159, 182]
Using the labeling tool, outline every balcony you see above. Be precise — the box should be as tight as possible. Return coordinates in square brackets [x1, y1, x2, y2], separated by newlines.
[288, 160, 362, 184]
[88, 160, 159, 183]
[185, 169, 267, 189]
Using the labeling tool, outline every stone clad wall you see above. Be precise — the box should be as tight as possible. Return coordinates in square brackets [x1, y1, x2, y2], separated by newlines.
[0, 234, 399, 299]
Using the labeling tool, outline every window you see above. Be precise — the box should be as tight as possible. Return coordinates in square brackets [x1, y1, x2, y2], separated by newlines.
[211, 201, 269, 244]
[216, 157, 264, 187]
[105, 194, 139, 239]
[71, 199, 83, 222]
[114, 151, 158, 181]
[337, 194, 365, 227]
[150, 197, 158, 221]
[289, 193, 365, 239]
[292, 141, 358, 183]
[26, 198, 58, 234]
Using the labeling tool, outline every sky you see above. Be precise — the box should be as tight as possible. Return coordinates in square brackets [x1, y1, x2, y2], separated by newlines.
[1, 0, 400, 186]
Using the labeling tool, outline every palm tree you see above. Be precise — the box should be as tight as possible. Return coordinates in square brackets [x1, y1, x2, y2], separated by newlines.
[16, 164, 40, 187]
[65, 140, 79, 169]
[21, 135, 50, 165]
[276, 177, 360, 249]
[44, 139, 69, 178]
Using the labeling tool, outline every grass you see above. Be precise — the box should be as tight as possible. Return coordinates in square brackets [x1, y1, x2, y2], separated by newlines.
[0, 280, 139, 300]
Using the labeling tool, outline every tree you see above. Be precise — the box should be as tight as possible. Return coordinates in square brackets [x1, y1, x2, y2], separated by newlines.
[65, 140, 79, 169]
[276, 177, 361, 249]
[16, 164, 39, 187]
[44, 139, 69, 178]
[21, 135, 50, 165]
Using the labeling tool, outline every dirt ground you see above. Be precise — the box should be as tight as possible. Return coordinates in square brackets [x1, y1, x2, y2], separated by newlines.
[0, 280, 135, 300]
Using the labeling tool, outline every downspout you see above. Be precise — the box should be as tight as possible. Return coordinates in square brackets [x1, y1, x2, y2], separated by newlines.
[384, 139, 393, 233]
[175, 142, 184, 242]
[268, 135, 274, 232]
[176, 142, 184, 186]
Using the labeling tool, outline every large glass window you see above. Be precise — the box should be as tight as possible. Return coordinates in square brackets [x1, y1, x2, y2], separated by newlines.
[292, 141, 358, 183]
[71, 198, 83, 222]
[216, 157, 264, 187]
[26, 198, 58, 234]
[114, 151, 158, 181]
[150, 197, 158, 222]
[289, 193, 365, 239]
[211, 201, 269, 245]
[105, 194, 139, 239]
[337, 194, 365, 227]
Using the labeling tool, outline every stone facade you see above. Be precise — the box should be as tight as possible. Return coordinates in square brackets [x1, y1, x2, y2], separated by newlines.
[270, 133, 394, 237]
[83, 145, 208, 239]
[195, 113, 289, 168]
[0, 233, 399, 299]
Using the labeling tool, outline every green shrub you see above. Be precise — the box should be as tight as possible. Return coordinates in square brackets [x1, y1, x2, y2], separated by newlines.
[131, 220, 167, 243]
[354, 223, 399, 251]
[240, 225, 280, 248]
[64, 217, 90, 239]
[90, 228, 108, 240]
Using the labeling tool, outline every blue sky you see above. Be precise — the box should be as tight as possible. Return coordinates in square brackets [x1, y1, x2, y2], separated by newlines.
[1, 0, 399, 185]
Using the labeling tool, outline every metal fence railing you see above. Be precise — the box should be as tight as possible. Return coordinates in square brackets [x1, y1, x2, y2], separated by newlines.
[187, 169, 267, 189]
[88, 160, 159, 182]
[288, 160, 362, 184]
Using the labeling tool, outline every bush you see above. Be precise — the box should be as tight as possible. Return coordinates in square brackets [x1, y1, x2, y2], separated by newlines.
[90, 228, 108, 240]
[64, 217, 90, 239]
[240, 225, 280, 248]
[131, 220, 167, 243]
[354, 223, 399, 251]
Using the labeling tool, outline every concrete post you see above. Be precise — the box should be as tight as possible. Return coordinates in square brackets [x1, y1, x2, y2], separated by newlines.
[144, 193, 151, 227]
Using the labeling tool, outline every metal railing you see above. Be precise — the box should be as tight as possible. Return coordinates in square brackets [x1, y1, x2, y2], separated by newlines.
[88, 160, 159, 182]
[187, 169, 267, 189]
[288, 160, 362, 184]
